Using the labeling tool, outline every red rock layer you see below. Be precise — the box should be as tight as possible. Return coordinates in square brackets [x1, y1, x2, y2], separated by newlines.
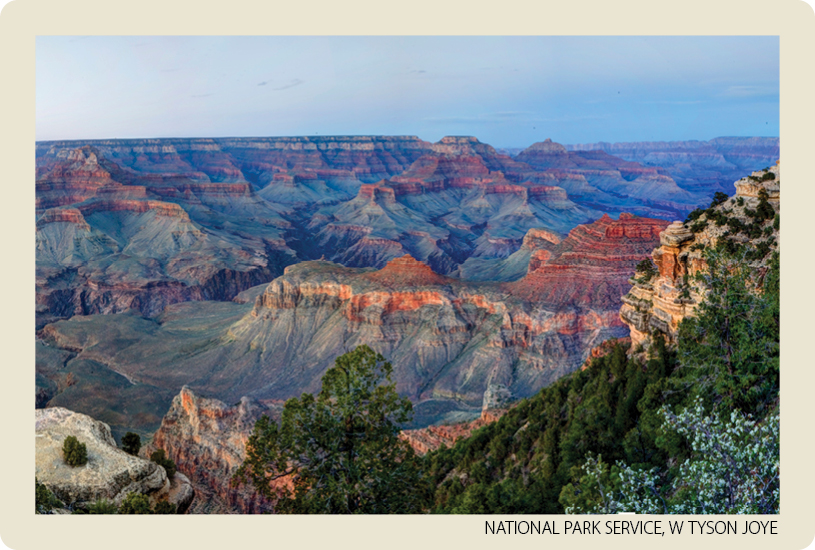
[507, 213, 668, 307]
[77, 199, 191, 220]
[400, 408, 507, 456]
[148, 387, 284, 514]
[362, 255, 449, 287]
[36, 208, 89, 229]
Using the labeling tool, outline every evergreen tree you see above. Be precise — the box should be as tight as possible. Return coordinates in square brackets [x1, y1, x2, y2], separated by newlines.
[62, 436, 87, 467]
[678, 249, 779, 416]
[119, 492, 152, 514]
[121, 432, 141, 456]
[150, 449, 176, 480]
[233, 345, 427, 513]
[87, 499, 118, 514]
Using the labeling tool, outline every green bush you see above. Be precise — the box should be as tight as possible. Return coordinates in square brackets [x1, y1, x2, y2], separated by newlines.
[87, 499, 118, 514]
[36, 479, 63, 514]
[710, 192, 729, 208]
[153, 500, 177, 514]
[119, 492, 152, 514]
[150, 449, 176, 480]
[122, 432, 141, 456]
[62, 436, 88, 467]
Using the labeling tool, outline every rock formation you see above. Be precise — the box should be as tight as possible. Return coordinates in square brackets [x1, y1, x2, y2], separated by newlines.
[35, 407, 193, 512]
[507, 213, 669, 307]
[147, 387, 283, 513]
[35, 135, 712, 328]
[620, 162, 780, 349]
[38, 213, 664, 435]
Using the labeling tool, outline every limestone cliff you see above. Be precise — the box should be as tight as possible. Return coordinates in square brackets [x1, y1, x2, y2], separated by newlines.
[620, 162, 780, 349]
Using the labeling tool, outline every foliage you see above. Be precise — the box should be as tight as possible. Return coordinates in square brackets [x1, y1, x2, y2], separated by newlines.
[678, 249, 779, 417]
[684, 208, 705, 224]
[425, 338, 680, 513]
[662, 399, 779, 513]
[35, 479, 63, 514]
[233, 345, 427, 514]
[87, 499, 119, 514]
[150, 449, 176, 480]
[710, 192, 730, 208]
[62, 435, 88, 467]
[633, 259, 658, 284]
[122, 432, 141, 456]
[559, 454, 666, 514]
[426, 223, 779, 514]
[119, 492, 152, 514]
[754, 188, 775, 221]
[153, 500, 177, 514]
[561, 400, 779, 514]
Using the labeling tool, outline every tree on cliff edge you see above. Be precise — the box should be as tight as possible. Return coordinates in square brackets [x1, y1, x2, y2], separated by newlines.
[233, 345, 427, 513]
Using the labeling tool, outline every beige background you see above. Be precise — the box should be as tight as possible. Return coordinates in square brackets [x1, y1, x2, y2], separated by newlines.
[1, 0, 813, 549]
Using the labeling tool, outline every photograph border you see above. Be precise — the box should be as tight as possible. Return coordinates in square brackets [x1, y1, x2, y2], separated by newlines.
[1, 0, 813, 549]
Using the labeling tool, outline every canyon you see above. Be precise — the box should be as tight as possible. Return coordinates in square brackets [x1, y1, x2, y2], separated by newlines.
[34, 134, 778, 512]
[36, 135, 721, 328]
[37, 212, 667, 440]
[566, 137, 779, 196]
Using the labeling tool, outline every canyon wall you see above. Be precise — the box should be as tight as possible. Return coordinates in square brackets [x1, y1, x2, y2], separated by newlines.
[620, 162, 780, 349]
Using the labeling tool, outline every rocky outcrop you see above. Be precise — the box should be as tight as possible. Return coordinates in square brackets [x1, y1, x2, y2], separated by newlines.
[508, 213, 669, 307]
[401, 382, 511, 455]
[620, 163, 780, 349]
[35, 407, 193, 511]
[147, 387, 283, 514]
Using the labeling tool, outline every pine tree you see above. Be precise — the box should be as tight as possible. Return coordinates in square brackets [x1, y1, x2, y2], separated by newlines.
[233, 345, 427, 513]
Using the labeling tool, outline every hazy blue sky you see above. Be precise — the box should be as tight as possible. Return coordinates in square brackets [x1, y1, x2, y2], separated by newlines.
[36, 36, 779, 147]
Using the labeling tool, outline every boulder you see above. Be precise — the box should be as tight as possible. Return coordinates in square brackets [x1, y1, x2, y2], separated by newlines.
[35, 407, 193, 511]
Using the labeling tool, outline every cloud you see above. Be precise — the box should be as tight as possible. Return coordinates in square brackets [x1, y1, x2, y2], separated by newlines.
[190, 93, 214, 98]
[258, 79, 305, 90]
[719, 85, 777, 98]
[409, 69, 427, 74]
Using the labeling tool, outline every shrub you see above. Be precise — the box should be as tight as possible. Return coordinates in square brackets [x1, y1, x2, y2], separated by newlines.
[684, 208, 705, 224]
[709, 192, 729, 208]
[119, 492, 152, 514]
[150, 449, 176, 480]
[122, 432, 141, 456]
[689, 220, 706, 233]
[756, 188, 774, 220]
[633, 259, 658, 284]
[63, 436, 88, 467]
[36, 479, 63, 514]
[153, 500, 177, 514]
[87, 499, 118, 514]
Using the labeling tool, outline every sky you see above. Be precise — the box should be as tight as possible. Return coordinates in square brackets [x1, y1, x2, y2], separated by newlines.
[36, 36, 779, 147]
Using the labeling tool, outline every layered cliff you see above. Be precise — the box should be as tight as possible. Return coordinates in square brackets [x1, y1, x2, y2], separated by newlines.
[38, 213, 663, 435]
[147, 387, 283, 513]
[35, 146, 296, 328]
[36, 135, 713, 313]
[620, 162, 780, 349]
[566, 137, 780, 196]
